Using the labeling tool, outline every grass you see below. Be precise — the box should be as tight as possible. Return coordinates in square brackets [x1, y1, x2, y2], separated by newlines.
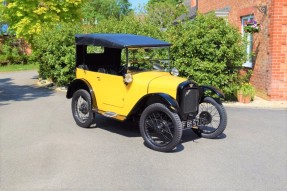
[0, 63, 38, 72]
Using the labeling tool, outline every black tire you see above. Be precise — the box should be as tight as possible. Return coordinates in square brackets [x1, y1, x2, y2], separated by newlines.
[139, 103, 183, 152]
[196, 97, 227, 138]
[71, 89, 94, 128]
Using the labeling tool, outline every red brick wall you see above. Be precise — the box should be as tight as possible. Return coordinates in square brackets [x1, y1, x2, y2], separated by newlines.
[196, 0, 287, 100]
[267, 0, 287, 100]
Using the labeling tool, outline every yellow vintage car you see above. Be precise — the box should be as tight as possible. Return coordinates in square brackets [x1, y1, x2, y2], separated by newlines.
[67, 34, 227, 152]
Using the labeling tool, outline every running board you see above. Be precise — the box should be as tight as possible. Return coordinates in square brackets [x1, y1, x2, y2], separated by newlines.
[102, 111, 117, 118]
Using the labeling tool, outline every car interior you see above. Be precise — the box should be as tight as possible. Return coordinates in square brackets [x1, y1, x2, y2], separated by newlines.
[76, 45, 124, 75]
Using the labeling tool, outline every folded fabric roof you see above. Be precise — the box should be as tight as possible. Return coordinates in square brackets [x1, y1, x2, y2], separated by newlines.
[75, 33, 171, 49]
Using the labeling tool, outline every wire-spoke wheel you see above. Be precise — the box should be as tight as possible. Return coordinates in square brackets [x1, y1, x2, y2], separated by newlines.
[196, 97, 227, 138]
[140, 103, 183, 152]
[72, 89, 94, 128]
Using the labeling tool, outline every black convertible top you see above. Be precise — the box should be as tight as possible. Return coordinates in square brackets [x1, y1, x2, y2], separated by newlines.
[75, 33, 171, 49]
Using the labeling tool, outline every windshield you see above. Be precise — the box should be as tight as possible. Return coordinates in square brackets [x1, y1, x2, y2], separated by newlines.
[123, 47, 170, 73]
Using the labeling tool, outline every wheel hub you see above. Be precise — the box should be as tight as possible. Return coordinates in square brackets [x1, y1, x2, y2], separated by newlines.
[152, 120, 168, 133]
[79, 103, 88, 114]
[199, 111, 212, 125]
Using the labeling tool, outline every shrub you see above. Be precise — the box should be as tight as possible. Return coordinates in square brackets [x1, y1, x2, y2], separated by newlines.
[31, 23, 80, 86]
[0, 35, 28, 65]
[30, 12, 247, 100]
[166, 13, 247, 99]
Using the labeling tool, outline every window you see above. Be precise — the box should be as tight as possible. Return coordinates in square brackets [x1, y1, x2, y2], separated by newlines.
[241, 15, 254, 68]
[215, 6, 230, 18]
[87, 46, 104, 54]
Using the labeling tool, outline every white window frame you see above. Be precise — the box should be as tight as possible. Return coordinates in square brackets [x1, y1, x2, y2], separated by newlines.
[241, 15, 254, 68]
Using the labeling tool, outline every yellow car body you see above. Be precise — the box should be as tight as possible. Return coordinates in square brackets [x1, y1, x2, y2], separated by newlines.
[76, 68, 186, 120]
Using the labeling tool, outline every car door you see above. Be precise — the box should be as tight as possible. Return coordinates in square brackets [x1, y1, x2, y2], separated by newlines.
[92, 72, 126, 109]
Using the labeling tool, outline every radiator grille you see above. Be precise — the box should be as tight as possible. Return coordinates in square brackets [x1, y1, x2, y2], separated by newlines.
[181, 88, 199, 114]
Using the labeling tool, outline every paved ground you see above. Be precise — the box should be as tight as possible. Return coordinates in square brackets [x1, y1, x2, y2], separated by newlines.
[224, 96, 287, 109]
[0, 71, 287, 190]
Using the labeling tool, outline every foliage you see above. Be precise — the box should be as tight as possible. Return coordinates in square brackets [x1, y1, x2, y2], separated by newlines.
[146, 1, 187, 29]
[166, 13, 247, 99]
[32, 13, 164, 86]
[31, 23, 80, 86]
[0, 0, 82, 44]
[84, 13, 163, 38]
[29, 8, 248, 101]
[234, 70, 255, 100]
[147, 0, 182, 6]
[236, 83, 255, 98]
[81, 0, 131, 24]
[0, 35, 28, 65]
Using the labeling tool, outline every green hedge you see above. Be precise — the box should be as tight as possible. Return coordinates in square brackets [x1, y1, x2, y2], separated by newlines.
[167, 13, 246, 99]
[31, 13, 246, 99]
[32, 14, 164, 87]
[31, 23, 80, 86]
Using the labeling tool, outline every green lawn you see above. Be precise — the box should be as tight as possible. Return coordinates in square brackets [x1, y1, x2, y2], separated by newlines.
[0, 63, 38, 72]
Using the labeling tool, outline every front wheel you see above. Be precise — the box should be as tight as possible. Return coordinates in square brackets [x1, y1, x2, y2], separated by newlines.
[196, 97, 227, 139]
[139, 103, 183, 152]
[71, 89, 94, 128]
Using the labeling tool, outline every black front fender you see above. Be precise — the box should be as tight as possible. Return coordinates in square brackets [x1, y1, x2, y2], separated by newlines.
[127, 93, 179, 118]
[155, 93, 180, 113]
[199, 85, 225, 100]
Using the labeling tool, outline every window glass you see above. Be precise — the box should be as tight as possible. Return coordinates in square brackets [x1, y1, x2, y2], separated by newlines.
[87, 46, 104, 54]
[241, 15, 253, 68]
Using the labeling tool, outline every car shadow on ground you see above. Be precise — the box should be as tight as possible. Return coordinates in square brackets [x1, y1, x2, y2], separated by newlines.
[91, 115, 141, 137]
[90, 115, 226, 152]
[0, 78, 54, 105]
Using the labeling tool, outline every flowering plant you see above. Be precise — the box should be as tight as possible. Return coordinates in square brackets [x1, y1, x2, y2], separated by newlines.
[244, 20, 260, 33]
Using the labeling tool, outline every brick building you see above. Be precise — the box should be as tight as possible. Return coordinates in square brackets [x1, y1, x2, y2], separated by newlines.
[187, 0, 287, 100]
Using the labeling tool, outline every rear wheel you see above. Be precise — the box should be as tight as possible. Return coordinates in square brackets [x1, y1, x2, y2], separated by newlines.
[139, 103, 183, 152]
[72, 89, 94, 128]
[196, 97, 227, 138]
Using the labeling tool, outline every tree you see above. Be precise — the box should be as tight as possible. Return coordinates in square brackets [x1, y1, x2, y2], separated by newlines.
[146, 1, 187, 29]
[0, 0, 82, 43]
[147, 0, 182, 7]
[81, 0, 131, 25]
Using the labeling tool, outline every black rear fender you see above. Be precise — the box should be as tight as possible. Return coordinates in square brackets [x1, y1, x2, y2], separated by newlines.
[66, 79, 97, 108]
